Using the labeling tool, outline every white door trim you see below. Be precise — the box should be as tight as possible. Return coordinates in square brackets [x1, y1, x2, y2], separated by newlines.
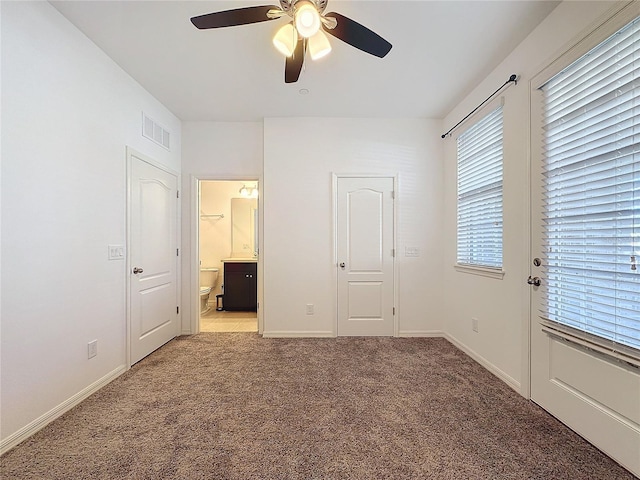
[332, 173, 398, 337]
[125, 146, 181, 368]
[189, 174, 263, 336]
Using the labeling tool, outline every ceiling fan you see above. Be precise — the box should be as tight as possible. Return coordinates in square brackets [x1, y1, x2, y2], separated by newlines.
[190, 0, 392, 83]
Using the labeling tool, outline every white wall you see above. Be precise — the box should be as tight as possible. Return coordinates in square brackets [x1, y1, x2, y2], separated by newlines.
[1, 1, 181, 448]
[181, 122, 263, 332]
[263, 118, 443, 336]
[441, 1, 616, 393]
[181, 120, 443, 337]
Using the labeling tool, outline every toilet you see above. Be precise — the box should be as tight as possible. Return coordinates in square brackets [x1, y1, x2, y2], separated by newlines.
[199, 267, 219, 314]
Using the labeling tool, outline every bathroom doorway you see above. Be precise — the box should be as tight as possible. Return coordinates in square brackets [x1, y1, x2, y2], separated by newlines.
[199, 180, 258, 333]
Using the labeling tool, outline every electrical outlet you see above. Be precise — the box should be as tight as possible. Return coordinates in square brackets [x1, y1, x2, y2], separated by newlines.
[472, 317, 479, 333]
[306, 304, 314, 315]
[88, 340, 98, 359]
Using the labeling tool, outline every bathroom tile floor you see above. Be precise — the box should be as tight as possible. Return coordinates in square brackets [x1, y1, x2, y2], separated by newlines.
[200, 309, 258, 333]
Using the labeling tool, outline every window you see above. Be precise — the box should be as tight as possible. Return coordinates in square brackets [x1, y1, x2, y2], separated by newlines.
[540, 16, 640, 354]
[456, 106, 504, 273]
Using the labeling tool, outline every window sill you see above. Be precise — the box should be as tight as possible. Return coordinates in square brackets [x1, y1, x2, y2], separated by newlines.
[454, 264, 505, 280]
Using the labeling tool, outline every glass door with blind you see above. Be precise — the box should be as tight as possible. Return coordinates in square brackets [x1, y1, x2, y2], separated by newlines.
[529, 6, 640, 477]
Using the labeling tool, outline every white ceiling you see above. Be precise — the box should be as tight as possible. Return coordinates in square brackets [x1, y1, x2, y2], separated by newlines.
[50, 0, 560, 122]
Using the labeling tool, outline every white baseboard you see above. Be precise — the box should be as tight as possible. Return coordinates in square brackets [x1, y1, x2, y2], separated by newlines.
[262, 331, 335, 338]
[443, 333, 521, 393]
[264, 330, 446, 338]
[0, 365, 127, 455]
[397, 330, 444, 337]
[397, 331, 521, 393]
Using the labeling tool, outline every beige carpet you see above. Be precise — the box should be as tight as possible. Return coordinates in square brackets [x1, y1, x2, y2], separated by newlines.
[1, 334, 636, 479]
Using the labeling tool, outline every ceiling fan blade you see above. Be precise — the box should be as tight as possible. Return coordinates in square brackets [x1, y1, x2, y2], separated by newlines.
[322, 12, 392, 58]
[285, 39, 305, 83]
[191, 6, 278, 29]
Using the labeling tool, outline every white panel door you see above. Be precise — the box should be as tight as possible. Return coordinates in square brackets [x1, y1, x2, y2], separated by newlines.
[529, 89, 640, 475]
[337, 177, 394, 336]
[129, 151, 179, 364]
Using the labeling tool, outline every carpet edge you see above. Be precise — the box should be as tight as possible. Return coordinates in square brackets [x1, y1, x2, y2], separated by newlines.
[0, 364, 127, 455]
[444, 332, 522, 394]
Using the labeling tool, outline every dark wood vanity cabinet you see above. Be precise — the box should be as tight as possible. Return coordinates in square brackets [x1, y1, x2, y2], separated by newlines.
[223, 262, 257, 311]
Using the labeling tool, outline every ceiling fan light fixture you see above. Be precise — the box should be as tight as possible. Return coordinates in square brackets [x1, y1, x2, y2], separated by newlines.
[294, 0, 321, 38]
[273, 23, 298, 57]
[191, 1, 393, 83]
[308, 30, 331, 60]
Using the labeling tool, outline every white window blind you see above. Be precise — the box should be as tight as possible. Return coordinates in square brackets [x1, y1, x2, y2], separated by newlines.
[541, 16, 640, 355]
[457, 106, 504, 269]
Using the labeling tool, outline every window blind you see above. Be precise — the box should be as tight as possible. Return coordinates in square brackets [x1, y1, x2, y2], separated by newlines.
[457, 106, 504, 269]
[541, 16, 640, 355]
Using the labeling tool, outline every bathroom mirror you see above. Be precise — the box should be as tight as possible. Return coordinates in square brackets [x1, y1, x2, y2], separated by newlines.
[231, 197, 258, 258]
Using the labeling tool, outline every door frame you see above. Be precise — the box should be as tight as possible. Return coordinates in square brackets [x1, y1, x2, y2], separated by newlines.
[189, 175, 263, 335]
[126, 147, 181, 368]
[332, 173, 399, 337]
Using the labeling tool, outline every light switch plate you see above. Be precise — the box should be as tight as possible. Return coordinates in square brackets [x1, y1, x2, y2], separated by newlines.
[108, 244, 125, 260]
[405, 246, 420, 257]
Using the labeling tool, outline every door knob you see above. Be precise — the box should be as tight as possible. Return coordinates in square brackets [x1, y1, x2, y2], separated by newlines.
[339, 262, 345, 269]
[527, 276, 541, 287]
[133, 267, 144, 274]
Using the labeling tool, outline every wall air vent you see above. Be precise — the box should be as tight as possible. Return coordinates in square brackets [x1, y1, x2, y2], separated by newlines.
[142, 113, 170, 150]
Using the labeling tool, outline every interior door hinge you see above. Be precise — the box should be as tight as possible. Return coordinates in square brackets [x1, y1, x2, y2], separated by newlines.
[391, 191, 395, 199]
[393, 307, 396, 315]
[176, 248, 179, 256]
[391, 249, 395, 257]
[176, 306, 179, 314]
[176, 190, 180, 199]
